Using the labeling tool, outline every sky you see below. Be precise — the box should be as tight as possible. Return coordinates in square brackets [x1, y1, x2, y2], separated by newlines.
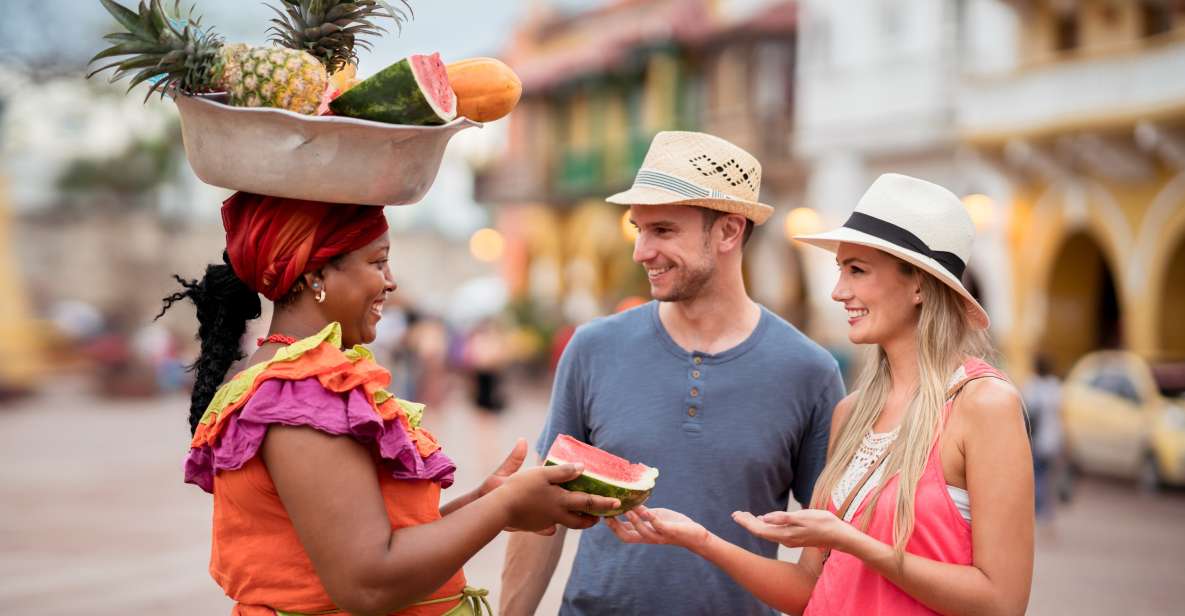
[0, 0, 608, 78]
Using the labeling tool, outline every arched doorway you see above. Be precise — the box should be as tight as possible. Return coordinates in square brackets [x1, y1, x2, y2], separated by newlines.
[1041, 232, 1122, 376]
[1159, 236, 1185, 361]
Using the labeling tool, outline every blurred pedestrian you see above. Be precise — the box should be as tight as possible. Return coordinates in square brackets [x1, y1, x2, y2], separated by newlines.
[406, 312, 451, 412]
[464, 318, 510, 416]
[161, 192, 617, 615]
[463, 317, 512, 467]
[548, 322, 576, 374]
[1024, 354, 1065, 519]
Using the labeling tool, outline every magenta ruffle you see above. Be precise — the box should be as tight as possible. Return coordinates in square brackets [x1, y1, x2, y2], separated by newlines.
[183, 377, 455, 493]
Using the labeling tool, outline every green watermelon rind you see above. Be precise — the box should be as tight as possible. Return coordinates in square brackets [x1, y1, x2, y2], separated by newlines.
[543, 459, 656, 517]
[329, 57, 455, 126]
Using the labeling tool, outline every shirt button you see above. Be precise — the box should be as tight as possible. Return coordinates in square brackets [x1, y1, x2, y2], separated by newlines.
[692, 370, 701, 379]
[693, 356, 702, 365]
[690, 388, 699, 397]
[688, 407, 698, 417]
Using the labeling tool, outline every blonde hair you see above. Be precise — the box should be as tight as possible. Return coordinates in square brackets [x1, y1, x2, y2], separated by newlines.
[810, 259, 994, 557]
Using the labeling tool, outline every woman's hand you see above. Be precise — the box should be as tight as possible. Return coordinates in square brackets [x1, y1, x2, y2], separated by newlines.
[605, 506, 711, 552]
[732, 509, 856, 552]
[497, 463, 621, 533]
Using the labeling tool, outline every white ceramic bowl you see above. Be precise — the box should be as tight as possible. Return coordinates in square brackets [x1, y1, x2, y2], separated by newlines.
[174, 93, 481, 205]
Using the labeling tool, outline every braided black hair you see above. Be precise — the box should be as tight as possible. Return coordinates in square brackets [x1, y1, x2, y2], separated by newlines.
[157, 251, 261, 435]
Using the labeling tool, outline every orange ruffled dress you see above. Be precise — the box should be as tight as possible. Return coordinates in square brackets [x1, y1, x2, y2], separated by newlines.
[183, 323, 466, 616]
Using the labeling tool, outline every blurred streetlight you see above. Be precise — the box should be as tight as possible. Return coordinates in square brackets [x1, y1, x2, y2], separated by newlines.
[621, 210, 639, 242]
[469, 228, 504, 262]
[784, 207, 823, 241]
[961, 193, 996, 230]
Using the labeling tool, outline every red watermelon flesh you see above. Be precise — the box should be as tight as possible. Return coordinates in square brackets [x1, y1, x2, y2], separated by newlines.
[409, 53, 457, 118]
[329, 52, 457, 125]
[545, 434, 658, 516]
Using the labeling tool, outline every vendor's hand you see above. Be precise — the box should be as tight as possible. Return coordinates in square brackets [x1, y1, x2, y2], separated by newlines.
[478, 438, 528, 498]
[732, 509, 854, 551]
[477, 439, 549, 535]
[499, 463, 621, 534]
[605, 506, 710, 552]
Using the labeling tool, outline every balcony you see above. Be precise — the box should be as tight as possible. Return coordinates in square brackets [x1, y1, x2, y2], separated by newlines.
[474, 157, 548, 205]
[959, 37, 1185, 142]
[555, 148, 605, 199]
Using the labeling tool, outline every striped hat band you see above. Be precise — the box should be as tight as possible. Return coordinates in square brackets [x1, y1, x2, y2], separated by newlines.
[632, 169, 739, 202]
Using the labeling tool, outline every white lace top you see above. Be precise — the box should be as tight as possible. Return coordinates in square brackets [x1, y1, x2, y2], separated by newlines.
[829, 366, 973, 523]
[831, 427, 899, 522]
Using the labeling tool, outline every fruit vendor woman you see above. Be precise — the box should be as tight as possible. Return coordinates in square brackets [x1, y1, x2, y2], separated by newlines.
[163, 192, 620, 616]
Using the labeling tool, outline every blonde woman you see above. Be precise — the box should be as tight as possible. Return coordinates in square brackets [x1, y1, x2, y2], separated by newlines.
[607, 174, 1034, 615]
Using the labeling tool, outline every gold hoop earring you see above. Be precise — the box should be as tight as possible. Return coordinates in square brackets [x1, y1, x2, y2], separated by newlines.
[316, 289, 326, 304]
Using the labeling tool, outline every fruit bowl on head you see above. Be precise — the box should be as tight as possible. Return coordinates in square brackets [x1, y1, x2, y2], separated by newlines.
[174, 92, 481, 206]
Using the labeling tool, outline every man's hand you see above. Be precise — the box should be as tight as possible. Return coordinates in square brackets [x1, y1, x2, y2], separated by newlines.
[605, 506, 711, 552]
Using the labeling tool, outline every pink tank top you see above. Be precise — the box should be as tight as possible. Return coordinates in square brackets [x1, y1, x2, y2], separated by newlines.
[804, 357, 1008, 616]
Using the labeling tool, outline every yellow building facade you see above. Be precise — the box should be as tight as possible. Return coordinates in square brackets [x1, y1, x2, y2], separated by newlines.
[0, 176, 45, 392]
[964, 0, 1185, 374]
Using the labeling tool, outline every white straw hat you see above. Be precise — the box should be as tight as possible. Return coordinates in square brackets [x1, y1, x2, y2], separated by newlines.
[795, 173, 990, 330]
[607, 131, 774, 225]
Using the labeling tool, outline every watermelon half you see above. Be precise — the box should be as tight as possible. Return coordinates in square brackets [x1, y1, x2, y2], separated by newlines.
[544, 434, 658, 517]
[329, 52, 457, 125]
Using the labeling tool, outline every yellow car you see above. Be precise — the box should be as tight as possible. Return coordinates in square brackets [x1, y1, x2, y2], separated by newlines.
[1062, 351, 1185, 490]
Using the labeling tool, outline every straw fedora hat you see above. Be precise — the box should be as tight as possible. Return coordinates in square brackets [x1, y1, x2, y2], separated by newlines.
[607, 131, 774, 225]
[795, 173, 990, 330]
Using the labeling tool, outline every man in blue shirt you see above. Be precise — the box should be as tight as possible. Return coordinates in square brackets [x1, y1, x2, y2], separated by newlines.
[500, 132, 845, 615]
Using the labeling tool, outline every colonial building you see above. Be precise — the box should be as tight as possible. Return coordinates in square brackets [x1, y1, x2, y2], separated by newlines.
[475, 0, 804, 327]
[796, 0, 1185, 375]
[794, 0, 1019, 358]
[960, 0, 1185, 373]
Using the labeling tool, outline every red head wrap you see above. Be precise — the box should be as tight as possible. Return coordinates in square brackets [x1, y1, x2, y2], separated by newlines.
[222, 192, 389, 301]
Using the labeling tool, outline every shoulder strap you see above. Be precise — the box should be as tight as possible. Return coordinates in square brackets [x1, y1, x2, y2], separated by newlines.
[834, 444, 892, 522]
[946, 359, 1009, 402]
[822, 444, 892, 563]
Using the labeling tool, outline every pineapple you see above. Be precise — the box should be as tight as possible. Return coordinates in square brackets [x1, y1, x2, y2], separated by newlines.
[265, 1, 413, 74]
[88, 0, 328, 115]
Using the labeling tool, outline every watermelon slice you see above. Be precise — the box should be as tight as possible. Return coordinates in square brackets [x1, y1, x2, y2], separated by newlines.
[329, 53, 457, 125]
[544, 434, 658, 517]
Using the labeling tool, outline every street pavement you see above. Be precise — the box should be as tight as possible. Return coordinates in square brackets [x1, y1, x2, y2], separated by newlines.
[2, 377, 1183, 615]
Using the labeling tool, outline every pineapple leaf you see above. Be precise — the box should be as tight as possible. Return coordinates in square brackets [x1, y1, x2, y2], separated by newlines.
[126, 65, 168, 91]
[324, 3, 357, 22]
[160, 49, 188, 65]
[86, 59, 131, 79]
[138, 1, 157, 38]
[264, 0, 412, 70]
[140, 72, 176, 102]
[103, 32, 149, 44]
[89, 42, 157, 63]
[264, 4, 297, 29]
[118, 55, 166, 71]
[97, 0, 151, 40]
[142, 81, 167, 103]
[148, 0, 174, 37]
